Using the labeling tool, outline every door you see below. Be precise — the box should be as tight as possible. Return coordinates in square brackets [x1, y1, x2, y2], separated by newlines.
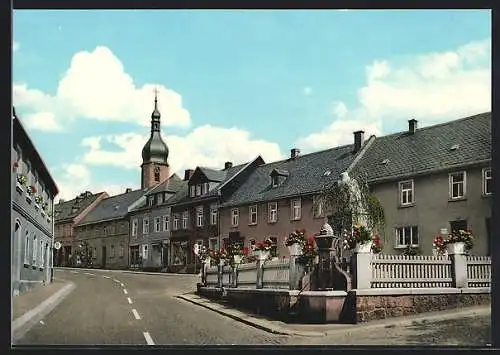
[102, 246, 107, 268]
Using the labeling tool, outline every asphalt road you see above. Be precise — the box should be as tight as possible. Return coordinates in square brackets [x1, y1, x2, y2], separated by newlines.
[17, 268, 491, 346]
[17, 269, 289, 345]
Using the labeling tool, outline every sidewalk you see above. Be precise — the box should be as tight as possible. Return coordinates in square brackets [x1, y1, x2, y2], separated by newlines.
[176, 292, 492, 338]
[12, 278, 75, 344]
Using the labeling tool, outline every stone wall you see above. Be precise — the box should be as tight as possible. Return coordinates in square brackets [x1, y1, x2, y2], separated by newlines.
[355, 289, 491, 322]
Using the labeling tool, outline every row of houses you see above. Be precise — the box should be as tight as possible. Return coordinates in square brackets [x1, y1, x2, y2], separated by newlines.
[52, 96, 492, 273]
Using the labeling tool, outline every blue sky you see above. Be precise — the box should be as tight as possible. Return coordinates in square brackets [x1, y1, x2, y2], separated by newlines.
[13, 10, 491, 201]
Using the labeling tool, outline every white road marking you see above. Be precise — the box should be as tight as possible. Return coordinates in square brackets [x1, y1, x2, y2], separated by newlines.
[103, 275, 111, 279]
[127, 297, 133, 304]
[39, 320, 45, 325]
[143, 332, 155, 345]
[113, 279, 121, 283]
[84, 272, 95, 276]
[132, 309, 141, 320]
[70, 271, 78, 274]
[120, 283, 125, 287]
[123, 289, 128, 295]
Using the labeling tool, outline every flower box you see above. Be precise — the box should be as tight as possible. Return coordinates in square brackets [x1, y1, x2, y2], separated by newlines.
[287, 243, 303, 256]
[447, 242, 465, 255]
[354, 241, 373, 253]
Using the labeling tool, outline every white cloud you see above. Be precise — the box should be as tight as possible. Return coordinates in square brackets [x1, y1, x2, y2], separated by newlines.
[23, 112, 62, 132]
[80, 125, 285, 175]
[13, 41, 19, 52]
[54, 163, 130, 202]
[303, 86, 312, 96]
[13, 46, 191, 132]
[297, 38, 491, 152]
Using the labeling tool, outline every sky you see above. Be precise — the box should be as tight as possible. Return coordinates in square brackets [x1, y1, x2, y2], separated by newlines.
[12, 10, 491, 202]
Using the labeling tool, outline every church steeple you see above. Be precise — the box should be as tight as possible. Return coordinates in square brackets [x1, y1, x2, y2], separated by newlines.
[141, 89, 170, 189]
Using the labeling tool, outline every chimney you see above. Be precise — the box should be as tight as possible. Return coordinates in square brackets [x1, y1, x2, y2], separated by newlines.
[353, 130, 365, 153]
[184, 169, 194, 181]
[125, 188, 132, 193]
[224, 162, 233, 170]
[408, 119, 418, 135]
[58, 199, 65, 204]
[290, 148, 300, 159]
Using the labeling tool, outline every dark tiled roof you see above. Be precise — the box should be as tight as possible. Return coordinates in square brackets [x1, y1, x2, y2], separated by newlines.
[77, 189, 148, 225]
[353, 112, 491, 182]
[147, 174, 184, 194]
[168, 162, 250, 207]
[221, 144, 358, 208]
[198, 167, 227, 182]
[54, 191, 106, 222]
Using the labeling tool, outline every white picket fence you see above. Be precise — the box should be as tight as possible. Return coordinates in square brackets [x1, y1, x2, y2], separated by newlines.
[371, 255, 453, 288]
[237, 261, 258, 288]
[467, 256, 492, 288]
[262, 258, 290, 289]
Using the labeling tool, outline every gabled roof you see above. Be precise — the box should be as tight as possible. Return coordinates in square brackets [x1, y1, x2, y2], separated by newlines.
[76, 189, 148, 226]
[221, 144, 363, 208]
[169, 157, 264, 208]
[146, 174, 184, 195]
[197, 167, 227, 182]
[353, 112, 491, 183]
[54, 191, 107, 223]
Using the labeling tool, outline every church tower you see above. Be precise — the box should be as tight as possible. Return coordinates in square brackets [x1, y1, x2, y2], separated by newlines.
[141, 90, 171, 189]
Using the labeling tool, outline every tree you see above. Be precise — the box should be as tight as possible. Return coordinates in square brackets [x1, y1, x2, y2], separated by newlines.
[315, 172, 385, 239]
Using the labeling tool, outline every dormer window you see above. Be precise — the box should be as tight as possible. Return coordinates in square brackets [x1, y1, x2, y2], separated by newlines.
[270, 169, 289, 188]
[196, 184, 201, 196]
[202, 182, 209, 195]
[272, 175, 279, 187]
[190, 185, 196, 197]
[157, 193, 163, 204]
[148, 196, 154, 207]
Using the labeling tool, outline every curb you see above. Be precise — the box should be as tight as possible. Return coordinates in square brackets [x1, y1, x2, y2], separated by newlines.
[176, 293, 326, 337]
[12, 280, 76, 343]
[55, 267, 198, 278]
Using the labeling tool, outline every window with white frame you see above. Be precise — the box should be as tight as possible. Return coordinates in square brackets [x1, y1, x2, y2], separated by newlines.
[39, 240, 44, 267]
[154, 217, 161, 232]
[131, 219, 138, 236]
[209, 238, 218, 250]
[148, 196, 154, 206]
[202, 182, 209, 195]
[111, 245, 116, 258]
[196, 206, 204, 227]
[163, 215, 169, 231]
[119, 245, 124, 257]
[143, 218, 150, 234]
[231, 208, 239, 226]
[483, 168, 492, 195]
[182, 211, 189, 229]
[196, 184, 201, 196]
[269, 237, 278, 257]
[173, 215, 179, 230]
[190, 185, 196, 197]
[290, 199, 301, 220]
[399, 180, 414, 206]
[395, 226, 419, 248]
[157, 193, 163, 204]
[24, 230, 30, 265]
[210, 206, 217, 225]
[103, 226, 107, 236]
[25, 160, 32, 184]
[142, 244, 148, 260]
[449, 171, 466, 199]
[93, 247, 97, 259]
[249, 205, 257, 225]
[268, 202, 278, 223]
[32, 234, 37, 265]
[44, 243, 49, 268]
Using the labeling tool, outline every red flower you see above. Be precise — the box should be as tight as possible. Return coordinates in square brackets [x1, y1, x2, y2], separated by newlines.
[242, 247, 249, 255]
[30, 185, 37, 193]
[12, 161, 19, 170]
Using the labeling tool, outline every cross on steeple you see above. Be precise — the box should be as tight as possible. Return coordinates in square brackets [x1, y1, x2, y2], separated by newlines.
[153, 87, 159, 102]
